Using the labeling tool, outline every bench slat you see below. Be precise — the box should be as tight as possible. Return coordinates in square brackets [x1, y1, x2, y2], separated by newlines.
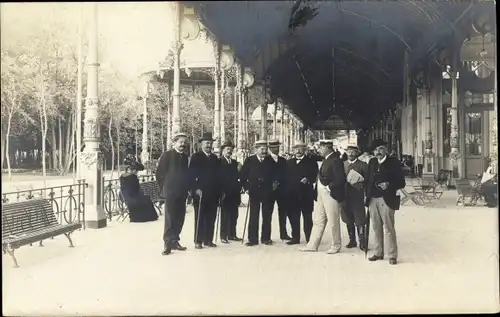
[4, 223, 81, 249]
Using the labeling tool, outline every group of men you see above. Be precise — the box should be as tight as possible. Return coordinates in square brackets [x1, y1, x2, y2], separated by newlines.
[155, 131, 406, 265]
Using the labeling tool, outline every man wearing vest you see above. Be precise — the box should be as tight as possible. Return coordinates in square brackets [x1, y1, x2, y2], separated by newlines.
[365, 139, 405, 265]
[240, 140, 278, 246]
[300, 139, 346, 254]
[286, 142, 319, 245]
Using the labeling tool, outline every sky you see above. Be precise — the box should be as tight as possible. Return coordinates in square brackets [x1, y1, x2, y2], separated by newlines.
[0, 2, 204, 79]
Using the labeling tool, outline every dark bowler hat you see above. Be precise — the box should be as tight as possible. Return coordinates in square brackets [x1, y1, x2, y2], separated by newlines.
[346, 145, 360, 151]
[268, 139, 281, 147]
[199, 132, 215, 142]
[172, 132, 188, 142]
[128, 160, 145, 171]
[318, 139, 333, 146]
[254, 139, 268, 147]
[293, 142, 307, 148]
[370, 138, 388, 150]
[221, 141, 234, 150]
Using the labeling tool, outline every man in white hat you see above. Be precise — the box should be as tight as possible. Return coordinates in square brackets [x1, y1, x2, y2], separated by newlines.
[300, 139, 346, 254]
[156, 132, 191, 255]
[239, 140, 278, 246]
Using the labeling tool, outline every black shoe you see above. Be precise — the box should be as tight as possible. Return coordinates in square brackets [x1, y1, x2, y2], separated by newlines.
[280, 235, 292, 241]
[162, 246, 172, 255]
[286, 239, 300, 245]
[245, 241, 258, 247]
[172, 242, 187, 251]
[204, 242, 217, 247]
[346, 241, 357, 248]
[346, 224, 356, 248]
[263, 240, 274, 245]
[195, 243, 203, 249]
[357, 225, 367, 251]
[389, 258, 397, 265]
[228, 236, 242, 241]
[221, 238, 229, 244]
[368, 255, 384, 261]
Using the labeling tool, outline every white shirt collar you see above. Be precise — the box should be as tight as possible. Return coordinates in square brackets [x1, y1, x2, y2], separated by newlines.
[270, 153, 279, 162]
[377, 156, 387, 164]
[202, 151, 211, 157]
[224, 156, 231, 163]
[348, 158, 357, 164]
[174, 148, 183, 154]
[296, 155, 304, 161]
[324, 152, 334, 160]
[257, 155, 264, 162]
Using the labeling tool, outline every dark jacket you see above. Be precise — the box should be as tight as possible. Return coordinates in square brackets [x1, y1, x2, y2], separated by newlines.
[317, 152, 346, 202]
[286, 155, 319, 200]
[188, 151, 221, 198]
[155, 149, 190, 199]
[219, 156, 241, 204]
[365, 156, 406, 210]
[270, 154, 288, 195]
[239, 154, 276, 197]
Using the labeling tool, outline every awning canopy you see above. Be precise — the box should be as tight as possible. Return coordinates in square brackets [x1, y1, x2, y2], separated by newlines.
[186, 1, 495, 129]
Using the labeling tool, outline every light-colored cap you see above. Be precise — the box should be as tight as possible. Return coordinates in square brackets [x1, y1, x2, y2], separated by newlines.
[254, 140, 268, 147]
[172, 132, 189, 141]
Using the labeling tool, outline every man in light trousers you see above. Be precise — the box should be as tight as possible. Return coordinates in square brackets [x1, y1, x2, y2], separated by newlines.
[300, 140, 346, 254]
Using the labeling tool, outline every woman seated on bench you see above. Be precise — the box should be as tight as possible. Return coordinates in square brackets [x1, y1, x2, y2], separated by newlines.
[120, 160, 159, 223]
[480, 166, 498, 208]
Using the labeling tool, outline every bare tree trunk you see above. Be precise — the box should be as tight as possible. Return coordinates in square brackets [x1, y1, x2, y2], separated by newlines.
[116, 122, 121, 174]
[58, 116, 63, 174]
[50, 122, 57, 175]
[160, 115, 165, 152]
[5, 113, 13, 179]
[109, 117, 115, 179]
[63, 114, 73, 174]
[1, 130, 6, 170]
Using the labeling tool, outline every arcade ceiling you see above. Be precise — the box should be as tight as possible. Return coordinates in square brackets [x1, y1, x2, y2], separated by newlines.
[186, 0, 496, 130]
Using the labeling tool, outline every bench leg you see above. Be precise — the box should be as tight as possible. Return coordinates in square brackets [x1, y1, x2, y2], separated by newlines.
[39, 240, 44, 247]
[5, 247, 19, 268]
[64, 233, 75, 248]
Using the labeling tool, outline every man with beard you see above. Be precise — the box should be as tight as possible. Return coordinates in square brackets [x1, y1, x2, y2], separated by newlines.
[300, 140, 346, 254]
[240, 140, 278, 246]
[341, 145, 369, 251]
[365, 139, 405, 265]
[286, 142, 319, 245]
[189, 133, 221, 249]
[219, 141, 243, 243]
[268, 140, 292, 242]
[156, 133, 190, 255]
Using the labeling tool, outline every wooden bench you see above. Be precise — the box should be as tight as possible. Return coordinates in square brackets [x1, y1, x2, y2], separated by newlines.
[454, 179, 482, 206]
[400, 188, 425, 206]
[2, 199, 81, 267]
[117, 181, 163, 221]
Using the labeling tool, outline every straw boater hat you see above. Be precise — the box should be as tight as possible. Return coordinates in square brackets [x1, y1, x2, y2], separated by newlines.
[254, 140, 268, 147]
[293, 142, 307, 148]
[318, 139, 333, 146]
[199, 132, 215, 143]
[346, 145, 360, 152]
[268, 139, 281, 148]
[172, 132, 188, 142]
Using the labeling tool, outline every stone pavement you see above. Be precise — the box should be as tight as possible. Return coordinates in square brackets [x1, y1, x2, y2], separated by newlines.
[3, 200, 499, 315]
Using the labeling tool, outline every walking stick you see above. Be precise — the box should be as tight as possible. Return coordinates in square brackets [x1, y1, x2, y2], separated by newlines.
[241, 193, 251, 244]
[364, 207, 370, 259]
[215, 200, 221, 243]
[194, 191, 203, 245]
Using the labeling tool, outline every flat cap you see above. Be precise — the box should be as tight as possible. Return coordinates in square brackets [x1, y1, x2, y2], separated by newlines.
[346, 145, 360, 151]
[318, 139, 333, 146]
[293, 142, 307, 148]
[370, 138, 388, 150]
[221, 141, 234, 150]
[268, 139, 281, 147]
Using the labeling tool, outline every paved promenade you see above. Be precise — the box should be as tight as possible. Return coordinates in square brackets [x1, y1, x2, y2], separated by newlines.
[3, 200, 499, 315]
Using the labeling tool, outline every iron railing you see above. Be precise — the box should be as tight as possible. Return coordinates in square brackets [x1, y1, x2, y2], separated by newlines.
[102, 174, 157, 220]
[1, 180, 88, 229]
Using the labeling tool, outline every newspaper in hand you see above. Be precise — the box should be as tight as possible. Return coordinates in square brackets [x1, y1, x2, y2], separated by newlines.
[346, 169, 364, 185]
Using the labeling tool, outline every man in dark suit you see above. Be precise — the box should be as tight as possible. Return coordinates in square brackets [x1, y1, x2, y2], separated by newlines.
[189, 133, 221, 249]
[156, 133, 190, 255]
[219, 141, 242, 243]
[268, 140, 292, 241]
[239, 140, 278, 246]
[341, 145, 369, 251]
[365, 139, 406, 265]
[300, 140, 346, 254]
[286, 142, 319, 245]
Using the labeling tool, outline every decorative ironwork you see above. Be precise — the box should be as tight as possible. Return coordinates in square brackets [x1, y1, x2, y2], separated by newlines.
[2, 181, 87, 228]
[102, 174, 156, 221]
[81, 152, 104, 170]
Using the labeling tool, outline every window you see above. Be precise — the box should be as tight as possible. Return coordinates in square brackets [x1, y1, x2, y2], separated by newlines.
[465, 112, 482, 156]
[443, 105, 452, 156]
